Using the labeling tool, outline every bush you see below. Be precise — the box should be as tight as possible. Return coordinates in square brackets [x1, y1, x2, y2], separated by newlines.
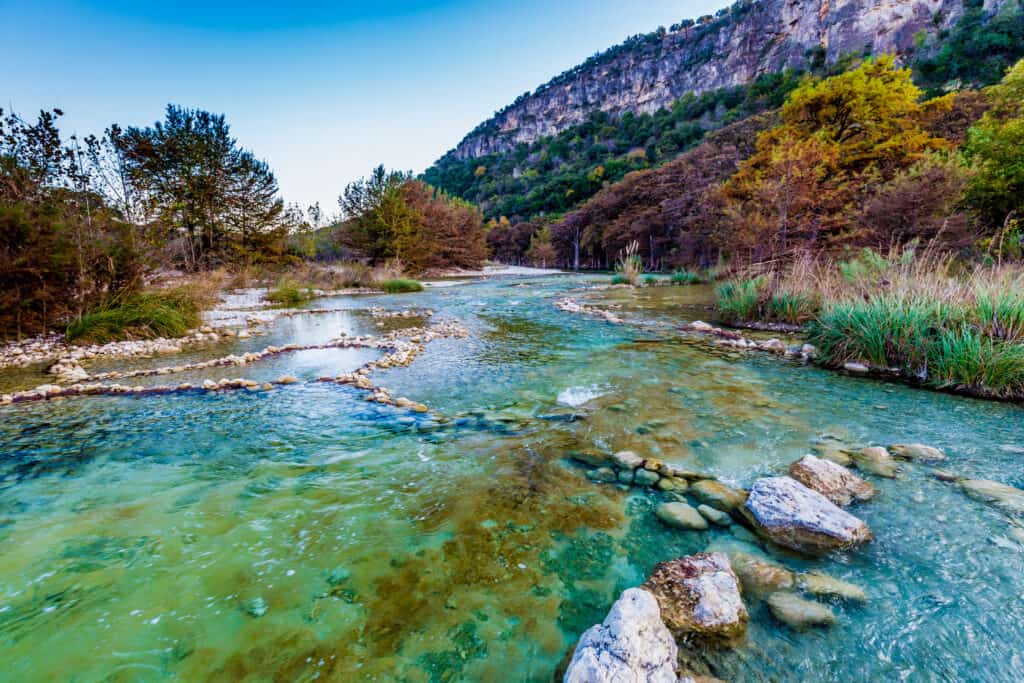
[611, 274, 627, 285]
[716, 277, 765, 322]
[266, 279, 314, 306]
[644, 275, 658, 286]
[380, 279, 424, 293]
[66, 288, 203, 343]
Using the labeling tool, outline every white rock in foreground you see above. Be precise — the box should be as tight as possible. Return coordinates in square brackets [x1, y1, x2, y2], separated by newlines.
[742, 477, 873, 554]
[564, 588, 677, 683]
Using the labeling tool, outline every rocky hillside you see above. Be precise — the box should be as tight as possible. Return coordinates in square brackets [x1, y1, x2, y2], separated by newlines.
[451, 0, 990, 160]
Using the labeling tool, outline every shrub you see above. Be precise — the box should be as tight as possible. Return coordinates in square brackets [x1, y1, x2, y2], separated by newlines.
[611, 274, 627, 285]
[380, 279, 424, 293]
[266, 279, 314, 306]
[67, 288, 203, 343]
[716, 277, 765, 322]
[644, 275, 658, 286]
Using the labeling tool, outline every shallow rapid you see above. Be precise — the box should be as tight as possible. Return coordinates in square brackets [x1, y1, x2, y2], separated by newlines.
[1, 274, 1023, 681]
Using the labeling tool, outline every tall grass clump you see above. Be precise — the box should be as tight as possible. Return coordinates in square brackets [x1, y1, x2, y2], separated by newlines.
[380, 279, 424, 293]
[614, 240, 643, 286]
[715, 277, 765, 322]
[266, 278, 314, 306]
[67, 288, 203, 343]
[671, 269, 701, 285]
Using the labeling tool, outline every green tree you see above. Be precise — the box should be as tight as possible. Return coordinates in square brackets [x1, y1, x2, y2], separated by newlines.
[964, 59, 1024, 235]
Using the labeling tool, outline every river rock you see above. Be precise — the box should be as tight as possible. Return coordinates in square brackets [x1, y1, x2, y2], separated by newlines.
[588, 467, 618, 484]
[742, 477, 873, 554]
[812, 442, 853, 467]
[656, 476, 687, 492]
[788, 455, 875, 507]
[851, 446, 899, 478]
[843, 362, 870, 374]
[690, 480, 747, 512]
[797, 571, 867, 602]
[642, 552, 748, 643]
[889, 443, 947, 461]
[766, 592, 836, 629]
[563, 588, 678, 683]
[277, 375, 299, 384]
[633, 469, 660, 487]
[729, 551, 794, 596]
[959, 479, 1024, 517]
[655, 502, 709, 531]
[612, 450, 644, 470]
[571, 452, 609, 467]
[696, 504, 731, 527]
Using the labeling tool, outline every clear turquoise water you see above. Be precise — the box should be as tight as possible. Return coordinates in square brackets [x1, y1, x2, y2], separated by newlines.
[1, 275, 1023, 681]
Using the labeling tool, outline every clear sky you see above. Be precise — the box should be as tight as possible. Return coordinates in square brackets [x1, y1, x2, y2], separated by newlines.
[2, 1, 730, 214]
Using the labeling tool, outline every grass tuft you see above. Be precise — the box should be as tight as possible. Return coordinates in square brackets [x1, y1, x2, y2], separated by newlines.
[380, 279, 424, 293]
[715, 277, 765, 322]
[67, 288, 203, 344]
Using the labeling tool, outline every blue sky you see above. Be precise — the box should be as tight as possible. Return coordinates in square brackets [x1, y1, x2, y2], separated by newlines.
[3, 1, 730, 213]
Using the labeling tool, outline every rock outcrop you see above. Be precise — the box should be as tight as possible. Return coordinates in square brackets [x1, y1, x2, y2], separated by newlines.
[448, 0, 985, 159]
[642, 553, 748, 644]
[563, 588, 678, 683]
[789, 454, 875, 506]
[742, 477, 873, 554]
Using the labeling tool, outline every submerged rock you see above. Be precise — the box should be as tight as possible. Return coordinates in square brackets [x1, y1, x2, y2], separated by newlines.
[959, 479, 1024, 517]
[642, 552, 748, 644]
[697, 504, 732, 527]
[571, 452, 609, 467]
[889, 443, 947, 462]
[689, 480, 747, 512]
[788, 454, 875, 507]
[587, 467, 618, 484]
[797, 571, 867, 602]
[742, 477, 873, 554]
[242, 597, 268, 618]
[612, 450, 644, 470]
[851, 446, 899, 478]
[766, 592, 836, 629]
[633, 469, 660, 487]
[655, 502, 709, 531]
[563, 588, 678, 683]
[729, 552, 794, 596]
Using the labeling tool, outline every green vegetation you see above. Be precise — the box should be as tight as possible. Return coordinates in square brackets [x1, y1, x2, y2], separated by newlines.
[66, 288, 204, 344]
[717, 248, 1024, 399]
[266, 279, 314, 306]
[914, 0, 1024, 95]
[423, 71, 802, 221]
[670, 270, 701, 285]
[715, 277, 766, 323]
[339, 166, 487, 273]
[614, 240, 643, 286]
[380, 279, 424, 294]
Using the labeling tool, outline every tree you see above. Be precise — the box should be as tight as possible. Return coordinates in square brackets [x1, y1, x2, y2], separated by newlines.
[526, 224, 557, 268]
[338, 167, 487, 272]
[718, 57, 952, 258]
[120, 105, 290, 268]
[964, 59, 1024, 235]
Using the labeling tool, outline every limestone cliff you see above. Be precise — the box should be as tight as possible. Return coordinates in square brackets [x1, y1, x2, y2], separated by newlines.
[452, 0, 982, 159]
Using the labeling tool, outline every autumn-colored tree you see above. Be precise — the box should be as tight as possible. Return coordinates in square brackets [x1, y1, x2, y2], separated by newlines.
[718, 57, 953, 259]
[338, 168, 486, 273]
[526, 224, 557, 267]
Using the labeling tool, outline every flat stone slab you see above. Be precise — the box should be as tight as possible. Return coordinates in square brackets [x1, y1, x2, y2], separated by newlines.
[742, 477, 873, 554]
[564, 588, 678, 683]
